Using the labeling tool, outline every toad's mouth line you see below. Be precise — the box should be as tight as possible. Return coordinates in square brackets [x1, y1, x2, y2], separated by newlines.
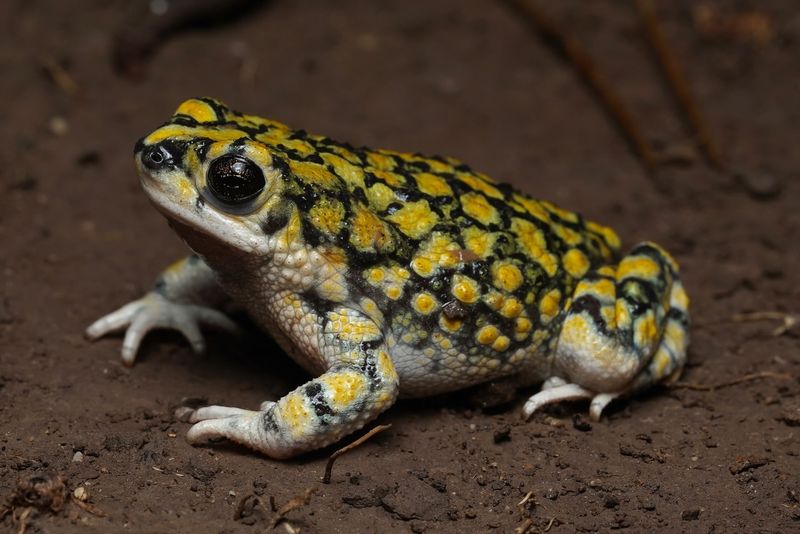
[139, 174, 263, 255]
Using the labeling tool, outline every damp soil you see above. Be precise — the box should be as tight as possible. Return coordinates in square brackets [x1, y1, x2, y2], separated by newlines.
[1, 0, 799, 532]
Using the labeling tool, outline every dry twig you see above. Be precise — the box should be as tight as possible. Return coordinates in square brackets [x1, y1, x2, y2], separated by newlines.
[16, 507, 32, 534]
[503, 0, 657, 171]
[670, 371, 791, 392]
[70, 495, 106, 518]
[635, 0, 724, 169]
[322, 424, 391, 484]
[38, 56, 79, 96]
[514, 517, 534, 534]
[731, 311, 798, 337]
[269, 487, 316, 529]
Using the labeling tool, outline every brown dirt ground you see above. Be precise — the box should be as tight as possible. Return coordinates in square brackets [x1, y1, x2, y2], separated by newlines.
[2, 0, 799, 532]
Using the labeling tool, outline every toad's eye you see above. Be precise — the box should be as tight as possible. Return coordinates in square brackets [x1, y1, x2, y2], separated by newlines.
[207, 155, 265, 205]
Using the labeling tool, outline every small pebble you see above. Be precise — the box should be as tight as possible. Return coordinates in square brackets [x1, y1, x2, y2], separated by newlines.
[48, 116, 69, 136]
[493, 426, 511, 444]
[72, 451, 85, 463]
[572, 413, 592, 432]
[735, 169, 782, 200]
[73, 486, 89, 502]
[681, 508, 701, 521]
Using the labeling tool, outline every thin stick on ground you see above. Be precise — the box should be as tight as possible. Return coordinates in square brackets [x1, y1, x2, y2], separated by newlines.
[322, 424, 392, 484]
[731, 311, 798, 337]
[670, 371, 791, 392]
[70, 495, 106, 518]
[16, 507, 32, 534]
[269, 487, 317, 529]
[502, 0, 658, 171]
[635, 0, 724, 170]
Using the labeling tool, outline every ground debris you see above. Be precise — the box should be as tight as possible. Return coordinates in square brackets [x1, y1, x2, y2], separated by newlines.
[502, 0, 657, 171]
[1, 474, 67, 534]
[670, 371, 792, 392]
[693, 4, 774, 46]
[777, 402, 800, 427]
[619, 444, 666, 464]
[322, 424, 391, 484]
[636, 0, 724, 170]
[729, 455, 770, 475]
[8, 473, 66, 513]
[731, 311, 798, 337]
[734, 169, 783, 200]
[270, 487, 317, 529]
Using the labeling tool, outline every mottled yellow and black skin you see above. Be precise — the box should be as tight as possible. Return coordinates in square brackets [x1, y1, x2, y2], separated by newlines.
[88, 98, 689, 458]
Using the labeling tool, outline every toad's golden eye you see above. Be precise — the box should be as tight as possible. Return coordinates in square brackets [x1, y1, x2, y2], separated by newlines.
[207, 155, 265, 205]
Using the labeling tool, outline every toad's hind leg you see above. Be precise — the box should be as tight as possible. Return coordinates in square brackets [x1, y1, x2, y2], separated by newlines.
[523, 242, 690, 421]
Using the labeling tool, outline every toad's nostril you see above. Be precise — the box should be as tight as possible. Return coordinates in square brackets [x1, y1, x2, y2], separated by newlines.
[141, 145, 173, 170]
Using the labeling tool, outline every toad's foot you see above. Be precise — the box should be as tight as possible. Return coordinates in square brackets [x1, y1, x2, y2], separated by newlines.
[522, 383, 620, 421]
[86, 292, 240, 366]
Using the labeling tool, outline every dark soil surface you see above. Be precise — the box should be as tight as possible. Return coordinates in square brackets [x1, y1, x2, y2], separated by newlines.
[2, 1, 799, 532]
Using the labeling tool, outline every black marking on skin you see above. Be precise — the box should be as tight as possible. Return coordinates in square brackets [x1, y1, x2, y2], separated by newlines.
[270, 156, 291, 183]
[569, 295, 612, 336]
[361, 353, 381, 389]
[260, 206, 291, 235]
[632, 244, 675, 274]
[261, 410, 279, 432]
[306, 152, 324, 164]
[230, 137, 248, 152]
[351, 187, 368, 204]
[667, 306, 690, 327]
[620, 277, 662, 316]
[171, 114, 199, 127]
[442, 300, 470, 320]
[195, 196, 206, 210]
[305, 382, 335, 420]
[198, 97, 227, 121]
[153, 277, 167, 295]
[363, 172, 378, 188]
[358, 339, 383, 352]
[194, 138, 213, 162]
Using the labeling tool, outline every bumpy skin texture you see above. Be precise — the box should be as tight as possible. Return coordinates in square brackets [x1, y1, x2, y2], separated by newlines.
[87, 98, 690, 459]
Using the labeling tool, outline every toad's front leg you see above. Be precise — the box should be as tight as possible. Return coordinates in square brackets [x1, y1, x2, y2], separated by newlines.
[186, 346, 399, 459]
[86, 254, 239, 365]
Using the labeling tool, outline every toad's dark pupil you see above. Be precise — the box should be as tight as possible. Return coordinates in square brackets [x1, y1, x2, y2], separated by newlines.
[207, 155, 265, 204]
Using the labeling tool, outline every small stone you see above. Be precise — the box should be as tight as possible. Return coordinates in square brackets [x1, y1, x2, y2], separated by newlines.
[729, 455, 770, 474]
[73, 486, 89, 502]
[72, 451, 84, 463]
[493, 426, 511, 444]
[735, 169, 782, 200]
[48, 116, 69, 136]
[572, 413, 592, 432]
[681, 508, 701, 521]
